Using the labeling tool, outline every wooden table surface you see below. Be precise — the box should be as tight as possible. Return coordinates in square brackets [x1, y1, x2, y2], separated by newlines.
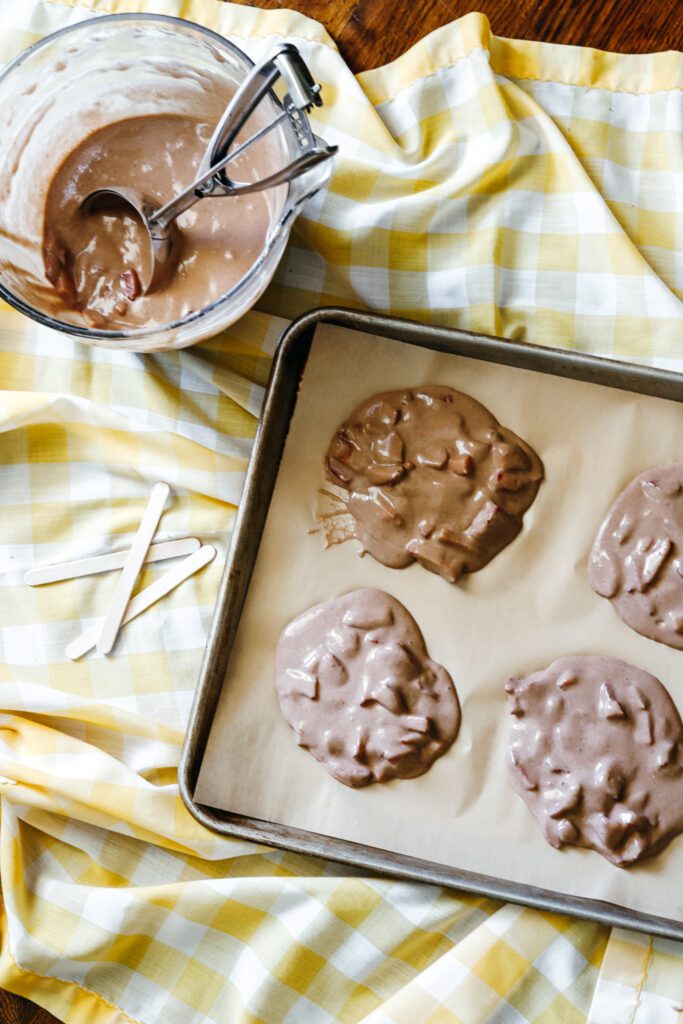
[4, 1, 681, 1022]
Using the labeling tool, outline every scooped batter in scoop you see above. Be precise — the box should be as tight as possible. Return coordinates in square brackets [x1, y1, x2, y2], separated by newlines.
[589, 462, 683, 650]
[506, 655, 683, 867]
[275, 588, 460, 787]
[42, 115, 272, 328]
[325, 386, 543, 583]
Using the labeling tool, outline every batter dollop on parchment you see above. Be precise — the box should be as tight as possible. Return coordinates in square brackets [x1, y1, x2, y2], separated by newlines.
[324, 386, 543, 583]
[275, 588, 460, 788]
[506, 656, 683, 867]
[589, 461, 683, 650]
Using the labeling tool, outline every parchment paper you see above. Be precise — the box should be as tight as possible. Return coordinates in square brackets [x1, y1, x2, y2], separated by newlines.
[195, 322, 683, 923]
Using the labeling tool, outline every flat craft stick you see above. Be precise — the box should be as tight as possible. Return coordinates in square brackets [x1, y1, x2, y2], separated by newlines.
[25, 537, 200, 586]
[66, 544, 216, 661]
[97, 482, 171, 655]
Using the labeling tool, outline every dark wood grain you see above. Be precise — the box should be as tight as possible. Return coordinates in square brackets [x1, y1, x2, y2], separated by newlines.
[0, 991, 60, 1024]
[231, 0, 683, 70]
[3, 1, 680, 1022]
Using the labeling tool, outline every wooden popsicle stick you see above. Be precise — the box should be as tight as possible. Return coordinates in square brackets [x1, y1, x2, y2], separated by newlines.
[66, 544, 216, 661]
[25, 537, 200, 586]
[97, 482, 171, 655]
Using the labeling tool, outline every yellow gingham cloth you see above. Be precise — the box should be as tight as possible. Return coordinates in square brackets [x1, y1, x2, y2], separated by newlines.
[1, 1, 682, 1021]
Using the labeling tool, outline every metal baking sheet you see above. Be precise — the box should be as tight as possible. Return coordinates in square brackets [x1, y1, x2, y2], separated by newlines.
[180, 307, 683, 941]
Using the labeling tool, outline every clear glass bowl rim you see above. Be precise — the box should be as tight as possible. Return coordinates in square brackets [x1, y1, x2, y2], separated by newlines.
[0, 11, 292, 342]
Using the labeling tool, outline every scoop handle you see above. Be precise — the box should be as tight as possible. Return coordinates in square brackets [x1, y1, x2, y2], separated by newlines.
[203, 43, 322, 170]
[149, 44, 334, 234]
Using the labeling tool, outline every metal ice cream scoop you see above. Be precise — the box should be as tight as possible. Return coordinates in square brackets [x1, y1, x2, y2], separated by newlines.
[79, 43, 336, 294]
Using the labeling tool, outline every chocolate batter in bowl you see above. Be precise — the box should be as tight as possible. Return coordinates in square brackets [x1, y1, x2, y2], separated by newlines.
[0, 15, 332, 351]
[42, 114, 273, 328]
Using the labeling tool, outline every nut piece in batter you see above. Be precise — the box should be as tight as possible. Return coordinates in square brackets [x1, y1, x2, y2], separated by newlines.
[506, 655, 683, 867]
[325, 386, 543, 583]
[275, 588, 460, 787]
[589, 462, 683, 650]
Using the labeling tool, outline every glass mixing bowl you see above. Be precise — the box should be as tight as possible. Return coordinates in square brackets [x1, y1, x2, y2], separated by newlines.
[0, 14, 332, 351]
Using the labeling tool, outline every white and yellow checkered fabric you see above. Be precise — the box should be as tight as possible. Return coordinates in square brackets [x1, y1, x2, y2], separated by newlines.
[0, 1, 682, 1021]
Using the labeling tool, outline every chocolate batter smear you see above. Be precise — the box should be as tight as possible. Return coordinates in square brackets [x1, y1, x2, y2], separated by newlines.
[589, 462, 683, 650]
[324, 386, 544, 583]
[506, 656, 683, 867]
[42, 115, 271, 328]
[275, 588, 460, 788]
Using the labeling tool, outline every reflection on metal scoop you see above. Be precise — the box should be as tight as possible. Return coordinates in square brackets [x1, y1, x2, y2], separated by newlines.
[79, 43, 336, 296]
[79, 187, 177, 294]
